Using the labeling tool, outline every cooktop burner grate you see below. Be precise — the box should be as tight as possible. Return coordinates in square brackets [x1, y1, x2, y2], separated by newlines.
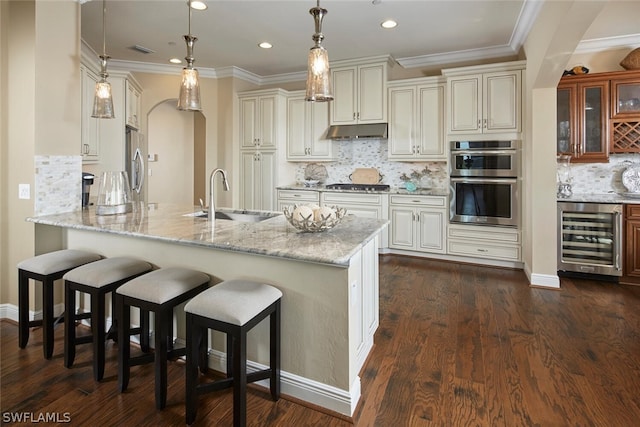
[325, 183, 390, 191]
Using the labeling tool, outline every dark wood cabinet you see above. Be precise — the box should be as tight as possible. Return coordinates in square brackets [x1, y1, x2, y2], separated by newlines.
[621, 204, 640, 286]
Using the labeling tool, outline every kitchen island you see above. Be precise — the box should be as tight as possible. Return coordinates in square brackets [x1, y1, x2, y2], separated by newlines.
[27, 204, 388, 417]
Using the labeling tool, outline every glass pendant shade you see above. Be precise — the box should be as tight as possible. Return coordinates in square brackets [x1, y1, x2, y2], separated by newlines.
[177, 67, 202, 111]
[92, 79, 115, 118]
[305, 46, 333, 102]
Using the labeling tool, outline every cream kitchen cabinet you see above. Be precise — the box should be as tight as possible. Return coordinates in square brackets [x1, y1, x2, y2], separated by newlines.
[447, 223, 521, 262]
[444, 61, 524, 135]
[81, 64, 100, 163]
[389, 195, 447, 254]
[330, 61, 387, 125]
[286, 92, 335, 161]
[387, 77, 446, 161]
[276, 189, 320, 211]
[240, 151, 276, 211]
[125, 79, 141, 129]
[239, 89, 287, 150]
[321, 191, 389, 249]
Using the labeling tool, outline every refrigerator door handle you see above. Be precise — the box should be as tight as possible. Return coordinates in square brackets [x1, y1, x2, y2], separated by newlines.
[132, 148, 144, 194]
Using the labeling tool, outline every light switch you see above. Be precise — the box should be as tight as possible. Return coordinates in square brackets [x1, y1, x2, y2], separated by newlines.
[18, 184, 30, 199]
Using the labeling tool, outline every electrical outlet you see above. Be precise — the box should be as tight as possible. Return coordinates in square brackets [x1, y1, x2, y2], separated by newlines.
[18, 184, 30, 200]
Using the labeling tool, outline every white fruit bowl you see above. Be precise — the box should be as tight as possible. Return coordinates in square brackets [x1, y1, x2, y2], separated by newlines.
[283, 204, 346, 232]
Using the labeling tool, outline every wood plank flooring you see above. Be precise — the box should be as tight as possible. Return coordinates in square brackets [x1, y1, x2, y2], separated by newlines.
[2, 255, 640, 426]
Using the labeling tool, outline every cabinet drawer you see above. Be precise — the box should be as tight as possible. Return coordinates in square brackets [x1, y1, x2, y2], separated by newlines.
[626, 204, 640, 219]
[448, 224, 520, 244]
[277, 190, 319, 203]
[322, 192, 384, 205]
[448, 240, 520, 261]
[390, 195, 446, 207]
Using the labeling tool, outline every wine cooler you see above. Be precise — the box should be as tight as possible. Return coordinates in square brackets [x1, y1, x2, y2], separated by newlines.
[557, 202, 623, 277]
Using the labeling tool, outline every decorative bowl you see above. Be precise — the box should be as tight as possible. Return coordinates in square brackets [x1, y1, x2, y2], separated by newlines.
[283, 205, 346, 232]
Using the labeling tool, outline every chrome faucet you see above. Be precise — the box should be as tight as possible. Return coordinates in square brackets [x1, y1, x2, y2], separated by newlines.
[208, 168, 230, 222]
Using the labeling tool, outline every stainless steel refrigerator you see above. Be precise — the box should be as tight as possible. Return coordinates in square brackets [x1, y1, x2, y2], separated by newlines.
[125, 126, 145, 203]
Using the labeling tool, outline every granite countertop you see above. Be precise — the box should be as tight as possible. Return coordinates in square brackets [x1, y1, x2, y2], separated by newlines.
[277, 184, 449, 197]
[557, 192, 640, 204]
[26, 204, 389, 267]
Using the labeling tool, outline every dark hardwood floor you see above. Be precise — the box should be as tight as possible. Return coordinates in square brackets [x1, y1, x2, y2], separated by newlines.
[2, 255, 640, 426]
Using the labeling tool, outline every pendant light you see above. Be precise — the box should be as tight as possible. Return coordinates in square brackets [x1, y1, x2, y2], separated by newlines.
[91, 0, 114, 119]
[177, 0, 202, 111]
[305, 0, 333, 102]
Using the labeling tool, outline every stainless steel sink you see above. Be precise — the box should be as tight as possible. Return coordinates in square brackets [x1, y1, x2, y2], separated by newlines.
[186, 210, 279, 223]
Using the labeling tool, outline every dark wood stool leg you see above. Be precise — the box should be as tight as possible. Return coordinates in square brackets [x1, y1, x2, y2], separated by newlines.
[64, 283, 76, 368]
[117, 294, 130, 392]
[185, 314, 201, 425]
[233, 330, 247, 427]
[270, 300, 281, 401]
[226, 333, 234, 378]
[155, 308, 169, 409]
[92, 290, 107, 381]
[18, 270, 30, 349]
[42, 277, 55, 359]
[140, 308, 150, 352]
[198, 326, 208, 374]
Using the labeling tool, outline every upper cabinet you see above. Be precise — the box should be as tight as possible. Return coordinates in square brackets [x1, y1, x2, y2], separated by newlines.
[443, 61, 524, 136]
[80, 65, 100, 163]
[239, 89, 287, 151]
[387, 77, 446, 161]
[286, 91, 335, 161]
[125, 79, 141, 129]
[556, 69, 640, 161]
[330, 60, 387, 125]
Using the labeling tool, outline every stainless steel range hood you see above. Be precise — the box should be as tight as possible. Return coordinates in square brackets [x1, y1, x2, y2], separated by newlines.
[326, 123, 388, 140]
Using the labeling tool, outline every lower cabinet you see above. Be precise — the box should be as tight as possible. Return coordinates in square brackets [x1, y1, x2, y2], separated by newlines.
[240, 151, 276, 211]
[276, 189, 320, 211]
[448, 223, 521, 261]
[622, 204, 640, 285]
[389, 195, 447, 254]
[321, 192, 389, 249]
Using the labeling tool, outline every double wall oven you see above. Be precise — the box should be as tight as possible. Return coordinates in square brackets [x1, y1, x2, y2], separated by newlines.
[449, 140, 520, 227]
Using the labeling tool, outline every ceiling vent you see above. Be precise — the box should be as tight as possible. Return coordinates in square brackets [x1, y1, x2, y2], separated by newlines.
[129, 45, 155, 54]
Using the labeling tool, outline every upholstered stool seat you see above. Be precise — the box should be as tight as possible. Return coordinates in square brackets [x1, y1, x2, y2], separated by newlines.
[184, 280, 282, 427]
[63, 257, 153, 381]
[17, 249, 102, 359]
[116, 267, 210, 409]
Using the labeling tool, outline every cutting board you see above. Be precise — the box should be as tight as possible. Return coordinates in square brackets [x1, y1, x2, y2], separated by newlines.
[350, 168, 382, 184]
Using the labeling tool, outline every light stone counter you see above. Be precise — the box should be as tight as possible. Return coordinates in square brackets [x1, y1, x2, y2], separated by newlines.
[27, 204, 388, 267]
[27, 203, 388, 417]
[277, 184, 449, 197]
[557, 193, 640, 204]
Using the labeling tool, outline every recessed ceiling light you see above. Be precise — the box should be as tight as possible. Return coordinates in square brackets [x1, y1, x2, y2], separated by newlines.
[259, 42, 273, 49]
[381, 20, 397, 29]
[169, 58, 182, 64]
[190, 1, 207, 11]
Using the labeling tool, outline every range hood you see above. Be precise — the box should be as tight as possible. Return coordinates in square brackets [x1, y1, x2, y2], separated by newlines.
[326, 123, 388, 140]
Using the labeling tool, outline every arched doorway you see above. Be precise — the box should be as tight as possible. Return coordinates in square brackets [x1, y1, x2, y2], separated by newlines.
[147, 100, 206, 205]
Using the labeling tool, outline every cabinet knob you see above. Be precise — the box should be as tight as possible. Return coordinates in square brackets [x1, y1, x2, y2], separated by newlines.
[353, 112, 356, 120]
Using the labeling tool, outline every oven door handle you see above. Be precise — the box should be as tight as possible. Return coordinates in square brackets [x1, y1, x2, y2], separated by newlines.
[450, 177, 518, 184]
[451, 150, 518, 155]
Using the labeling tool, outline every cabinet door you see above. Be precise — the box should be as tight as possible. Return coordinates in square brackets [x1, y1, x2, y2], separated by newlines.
[389, 207, 416, 249]
[388, 86, 416, 158]
[557, 84, 576, 155]
[240, 98, 258, 149]
[611, 78, 640, 119]
[258, 96, 276, 149]
[331, 67, 357, 124]
[309, 101, 332, 158]
[484, 71, 520, 132]
[286, 96, 308, 159]
[358, 64, 386, 123]
[81, 66, 100, 162]
[257, 151, 276, 210]
[449, 76, 481, 133]
[417, 84, 445, 159]
[417, 209, 446, 253]
[240, 152, 257, 209]
[578, 82, 608, 162]
[125, 80, 141, 129]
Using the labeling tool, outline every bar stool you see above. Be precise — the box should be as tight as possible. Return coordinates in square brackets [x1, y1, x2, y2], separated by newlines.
[63, 257, 153, 381]
[184, 279, 282, 427]
[116, 267, 210, 409]
[17, 249, 102, 359]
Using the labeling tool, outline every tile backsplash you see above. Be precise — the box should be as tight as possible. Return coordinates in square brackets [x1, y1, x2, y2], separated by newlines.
[35, 155, 82, 215]
[561, 153, 640, 194]
[294, 139, 449, 189]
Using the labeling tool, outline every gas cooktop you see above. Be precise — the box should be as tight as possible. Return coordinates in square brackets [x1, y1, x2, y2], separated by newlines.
[325, 183, 390, 191]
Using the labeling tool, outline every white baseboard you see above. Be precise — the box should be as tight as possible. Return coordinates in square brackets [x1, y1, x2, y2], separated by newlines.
[0, 302, 65, 323]
[524, 264, 561, 288]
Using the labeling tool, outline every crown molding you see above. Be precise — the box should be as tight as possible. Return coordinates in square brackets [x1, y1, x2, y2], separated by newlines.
[574, 33, 640, 54]
[397, 45, 517, 69]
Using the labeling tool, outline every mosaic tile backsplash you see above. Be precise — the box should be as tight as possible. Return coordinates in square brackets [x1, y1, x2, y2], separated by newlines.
[293, 139, 448, 189]
[35, 155, 82, 215]
[559, 153, 640, 194]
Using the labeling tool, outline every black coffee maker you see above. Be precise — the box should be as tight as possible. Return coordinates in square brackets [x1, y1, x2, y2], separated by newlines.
[82, 172, 95, 207]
